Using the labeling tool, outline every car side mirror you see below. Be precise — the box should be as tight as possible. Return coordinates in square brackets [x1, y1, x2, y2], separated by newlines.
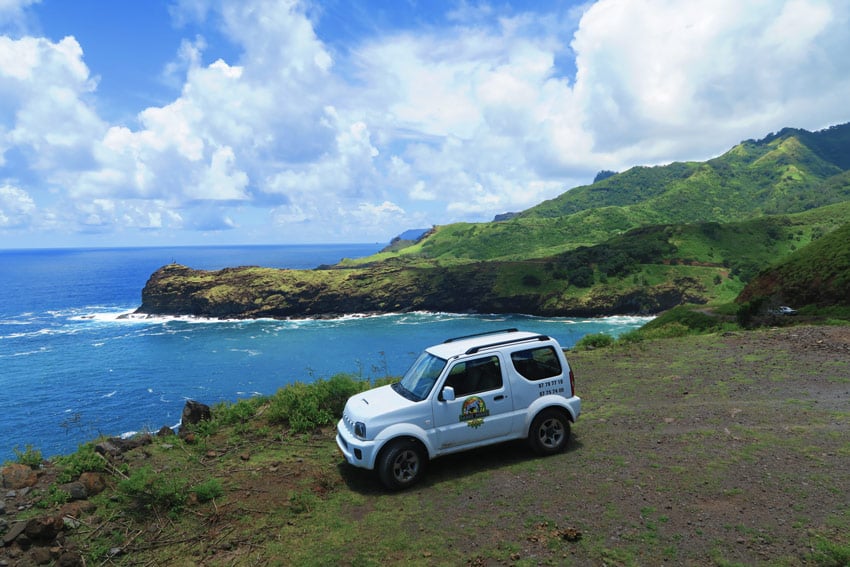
[441, 386, 456, 402]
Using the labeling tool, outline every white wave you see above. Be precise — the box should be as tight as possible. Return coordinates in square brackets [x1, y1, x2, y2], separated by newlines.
[2, 346, 50, 358]
[229, 348, 261, 356]
[102, 391, 117, 398]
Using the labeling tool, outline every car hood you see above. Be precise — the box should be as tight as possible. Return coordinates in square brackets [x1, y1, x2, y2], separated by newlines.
[344, 384, 415, 422]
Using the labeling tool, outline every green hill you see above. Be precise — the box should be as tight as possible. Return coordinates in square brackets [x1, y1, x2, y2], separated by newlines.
[737, 221, 850, 308]
[137, 122, 850, 319]
[373, 122, 850, 264]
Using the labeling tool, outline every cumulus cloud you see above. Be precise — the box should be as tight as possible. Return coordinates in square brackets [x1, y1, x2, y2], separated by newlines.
[571, 0, 850, 162]
[2, 0, 850, 245]
[0, 183, 35, 227]
[0, 0, 39, 32]
[0, 35, 104, 171]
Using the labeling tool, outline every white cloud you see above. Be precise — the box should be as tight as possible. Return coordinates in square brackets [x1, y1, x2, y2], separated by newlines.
[2, 0, 850, 246]
[0, 183, 35, 227]
[0, 35, 104, 171]
[0, 0, 39, 31]
[571, 0, 850, 162]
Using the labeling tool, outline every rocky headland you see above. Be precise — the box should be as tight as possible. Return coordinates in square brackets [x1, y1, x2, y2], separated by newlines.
[133, 262, 709, 320]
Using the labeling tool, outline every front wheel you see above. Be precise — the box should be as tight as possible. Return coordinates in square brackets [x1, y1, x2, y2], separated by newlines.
[377, 439, 426, 490]
[528, 409, 571, 455]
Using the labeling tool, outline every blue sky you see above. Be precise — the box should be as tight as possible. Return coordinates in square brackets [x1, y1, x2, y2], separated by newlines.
[1, 0, 849, 248]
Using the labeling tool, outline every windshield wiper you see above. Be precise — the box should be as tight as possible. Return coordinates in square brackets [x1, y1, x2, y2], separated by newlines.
[391, 382, 418, 402]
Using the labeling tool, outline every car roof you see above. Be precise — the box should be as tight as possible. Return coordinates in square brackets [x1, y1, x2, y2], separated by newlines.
[425, 329, 550, 360]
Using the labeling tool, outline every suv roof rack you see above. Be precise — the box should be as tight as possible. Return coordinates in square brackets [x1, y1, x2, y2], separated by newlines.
[443, 328, 518, 343]
[465, 334, 550, 355]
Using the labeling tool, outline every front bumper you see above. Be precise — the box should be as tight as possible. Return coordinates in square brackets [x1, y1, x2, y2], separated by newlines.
[336, 419, 379, 470]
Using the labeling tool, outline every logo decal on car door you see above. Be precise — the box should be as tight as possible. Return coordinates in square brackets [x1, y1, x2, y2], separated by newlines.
[459, 396, 489, 428]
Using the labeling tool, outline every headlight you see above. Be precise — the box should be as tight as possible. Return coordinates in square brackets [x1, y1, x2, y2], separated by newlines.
[354, 421, 366, 439]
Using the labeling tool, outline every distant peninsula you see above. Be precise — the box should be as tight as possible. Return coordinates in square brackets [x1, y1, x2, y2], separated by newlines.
[134, 260, 703, 319]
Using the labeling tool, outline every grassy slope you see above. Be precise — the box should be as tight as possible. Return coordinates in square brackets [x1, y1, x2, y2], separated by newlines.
[9, 327, 848, 566]
[738, 220, 850, 307]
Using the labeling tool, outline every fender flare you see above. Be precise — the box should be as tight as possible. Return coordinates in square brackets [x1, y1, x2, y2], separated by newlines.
[369, 423, 436, 469]
[522, 396, 579, 436]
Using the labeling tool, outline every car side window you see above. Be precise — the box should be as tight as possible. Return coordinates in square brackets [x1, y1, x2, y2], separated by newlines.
[444, 356, 503, 396]
[511, 346, 562, 381]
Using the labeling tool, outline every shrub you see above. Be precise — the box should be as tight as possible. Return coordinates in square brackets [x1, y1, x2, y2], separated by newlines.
[266, 373, 368, 433]
[809, 536, 850, 567]
[53, 444, 108, 483]
[216, 397, 264, 425]
[575, 333, 614, 350]
[13, 445, 43, 469]
[192, 479, 224, 503]
[119, 465, 188, 512]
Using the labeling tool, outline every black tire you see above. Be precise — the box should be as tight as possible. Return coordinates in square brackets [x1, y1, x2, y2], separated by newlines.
[377, 439, 426, 490]
[528, 409, 571, 455]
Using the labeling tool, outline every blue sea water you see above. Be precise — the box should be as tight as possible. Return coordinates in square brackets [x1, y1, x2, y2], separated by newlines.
[0, 245, 651, 461]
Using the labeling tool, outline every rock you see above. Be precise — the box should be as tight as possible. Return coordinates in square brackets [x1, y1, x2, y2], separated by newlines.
[23, 516, 62, 543]
[58, 482, 87, 501]
[182, 400, 212, 426]
[0, 464, 37, 490]
[29, 546, 52, 564]
[79, 472, 105, 497]
[56, 551, 84, 567]
[95, 435, 152, 458]
[60, 501, 95, 519]
[2, 521, 26, 546]
[157, 425, 175, 437]
[94, 440, 122, 458]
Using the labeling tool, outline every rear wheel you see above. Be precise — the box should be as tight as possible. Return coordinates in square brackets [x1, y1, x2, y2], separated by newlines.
[377, 439, 426, 490]
[528, 409, 571, 455]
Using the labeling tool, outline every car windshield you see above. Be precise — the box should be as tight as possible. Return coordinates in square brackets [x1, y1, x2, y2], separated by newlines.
[393, 351, 446, 402]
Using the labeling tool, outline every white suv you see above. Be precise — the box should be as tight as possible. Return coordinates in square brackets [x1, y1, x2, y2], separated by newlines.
[336, 329, 581, 489]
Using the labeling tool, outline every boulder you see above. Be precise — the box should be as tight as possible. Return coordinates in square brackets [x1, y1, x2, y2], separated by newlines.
[23, 516, 62, 543]
[57, 482, 87, 502]
[1, 464, 38, 490]
[182, 400, 212, 426]
[78, 472, 105, 497]
[95, 435, 152, 458]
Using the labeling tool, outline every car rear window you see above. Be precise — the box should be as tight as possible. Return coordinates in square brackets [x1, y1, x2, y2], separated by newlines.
[511, 346, 562, 381]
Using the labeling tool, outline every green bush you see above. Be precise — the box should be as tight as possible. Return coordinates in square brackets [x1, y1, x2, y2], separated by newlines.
[575, 333, 614, 350]
[642, 306, 719, 333]
[192, 479, 224, 503]
[12, 444, 43, 469]
[119, 465, 188, 512]
[266, 373, 368, 433]
[809, 536, 850, 566]
[53, 444, 108, 483]
[216, 397, 264, 425]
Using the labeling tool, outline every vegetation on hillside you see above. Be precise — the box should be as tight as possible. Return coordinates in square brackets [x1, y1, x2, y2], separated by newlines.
[393, 122, 850, 264]
[137, 122, 850, 319]
[737, 221, 850, 309]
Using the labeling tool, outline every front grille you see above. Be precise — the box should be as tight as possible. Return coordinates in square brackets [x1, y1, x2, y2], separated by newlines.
[342, 411, 356, 434]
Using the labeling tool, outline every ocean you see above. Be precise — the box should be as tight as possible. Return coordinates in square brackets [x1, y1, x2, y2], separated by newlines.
[0, 245, 652, 461]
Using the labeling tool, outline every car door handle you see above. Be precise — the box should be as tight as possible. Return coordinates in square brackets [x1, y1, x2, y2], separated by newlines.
[493, 395, 505, 401]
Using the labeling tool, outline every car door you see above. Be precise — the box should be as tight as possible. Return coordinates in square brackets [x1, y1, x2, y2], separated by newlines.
[432, 354, 514, 450]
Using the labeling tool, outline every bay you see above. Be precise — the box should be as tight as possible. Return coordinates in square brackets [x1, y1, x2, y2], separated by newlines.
[0, 245, 651, 460]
